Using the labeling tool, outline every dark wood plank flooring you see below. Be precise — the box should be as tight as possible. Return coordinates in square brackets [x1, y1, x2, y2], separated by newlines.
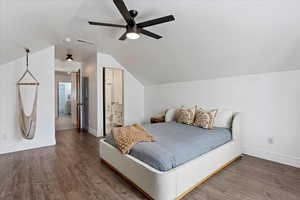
[0, 129, 299, 200]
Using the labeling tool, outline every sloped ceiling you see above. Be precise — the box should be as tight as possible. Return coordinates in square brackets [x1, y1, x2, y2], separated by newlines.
[1, 0, 300, 85]
[0, 0, 85, 63]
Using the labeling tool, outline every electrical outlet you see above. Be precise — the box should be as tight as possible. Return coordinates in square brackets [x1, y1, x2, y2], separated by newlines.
[267, 137, 274, 144]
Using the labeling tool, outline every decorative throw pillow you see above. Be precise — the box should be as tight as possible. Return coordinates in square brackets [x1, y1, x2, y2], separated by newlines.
[112, 124, 155, 154]
[165, 108, 178, 122]
[176, 106, 196, 125]
[193, 109, 218, 129]
[174, 106, 184, 121]
[213, 109, 233, 128]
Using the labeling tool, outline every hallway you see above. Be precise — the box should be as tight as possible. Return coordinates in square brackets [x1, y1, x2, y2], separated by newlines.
[55, 116, 76, 131]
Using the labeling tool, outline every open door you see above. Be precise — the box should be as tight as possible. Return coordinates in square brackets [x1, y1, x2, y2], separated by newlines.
[70, 70, 82, 132]
[76, 70, 82, 131]
[81, 77, 89, 131]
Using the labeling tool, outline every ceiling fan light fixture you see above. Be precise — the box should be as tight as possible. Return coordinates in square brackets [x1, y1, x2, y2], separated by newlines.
[126, 25, 140, 40]
[66, 54, 74, 62]
[126, 32, 140, 40]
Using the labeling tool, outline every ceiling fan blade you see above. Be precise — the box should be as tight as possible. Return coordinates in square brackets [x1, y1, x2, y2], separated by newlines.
[141, 29, 162, 39]
[113, 0, 133, 24]
[137, 15, 175, 28]
[88, 21, 126, 28]
[119, 32, 127, 41]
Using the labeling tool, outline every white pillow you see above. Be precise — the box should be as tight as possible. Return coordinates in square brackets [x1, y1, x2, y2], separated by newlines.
[165, 108, 177, 122]
[213, 109, 233, 128]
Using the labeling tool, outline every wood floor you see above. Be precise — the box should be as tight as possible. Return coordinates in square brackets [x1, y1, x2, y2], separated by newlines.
[0, 130, 299, 200]
[55, 116, 76, 131]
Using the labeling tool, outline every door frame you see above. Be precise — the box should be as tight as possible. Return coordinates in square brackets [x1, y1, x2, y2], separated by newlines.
[55, 67, 83, 132]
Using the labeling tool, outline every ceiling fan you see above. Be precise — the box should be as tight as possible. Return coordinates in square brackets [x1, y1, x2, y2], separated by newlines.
[65, 54, 74, 62]
[88, 0, 175, 40]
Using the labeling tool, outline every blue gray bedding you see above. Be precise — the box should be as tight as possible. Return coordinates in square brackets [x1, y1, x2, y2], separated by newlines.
[104, 121, 232, 172]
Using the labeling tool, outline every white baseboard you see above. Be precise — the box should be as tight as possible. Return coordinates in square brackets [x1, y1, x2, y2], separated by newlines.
[88, 127, 101, 137]
[0, 140, 56, 155]
[243, 146, 300, 168]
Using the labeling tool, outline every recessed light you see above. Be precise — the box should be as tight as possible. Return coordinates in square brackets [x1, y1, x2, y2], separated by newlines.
[65, 38, 71, 42]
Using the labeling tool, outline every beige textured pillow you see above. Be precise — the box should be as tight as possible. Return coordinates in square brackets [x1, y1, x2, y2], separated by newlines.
[176, 106, 196, 125]
[112, 124, 155, 154]
[213, 109, 233, 128]
[194, 109, 218, 129]
[174, 106, 184, 121]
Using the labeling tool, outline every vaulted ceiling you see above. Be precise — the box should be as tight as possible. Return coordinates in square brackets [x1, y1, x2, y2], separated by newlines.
[1, 0, 300, 85]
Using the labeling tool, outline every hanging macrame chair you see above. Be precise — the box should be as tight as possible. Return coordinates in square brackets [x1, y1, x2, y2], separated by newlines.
[17, 49, 39, 140]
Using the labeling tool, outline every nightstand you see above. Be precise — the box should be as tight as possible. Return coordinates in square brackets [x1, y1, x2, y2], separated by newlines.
[150, 116, 165, 124]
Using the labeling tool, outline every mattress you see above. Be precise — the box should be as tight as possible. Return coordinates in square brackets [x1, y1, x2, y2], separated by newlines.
[104, 121, 232, 171]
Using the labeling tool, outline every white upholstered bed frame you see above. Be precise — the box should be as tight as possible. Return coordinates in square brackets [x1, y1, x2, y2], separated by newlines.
[99, 113, 242, 200]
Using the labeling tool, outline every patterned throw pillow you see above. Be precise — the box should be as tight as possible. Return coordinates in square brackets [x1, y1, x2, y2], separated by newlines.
[193, 109, 218, 129]
[176, 106, 196, 125]
[112, 124, 155, 154]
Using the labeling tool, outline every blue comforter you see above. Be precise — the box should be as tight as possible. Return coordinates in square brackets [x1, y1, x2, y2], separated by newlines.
[105, 122, 232, 171]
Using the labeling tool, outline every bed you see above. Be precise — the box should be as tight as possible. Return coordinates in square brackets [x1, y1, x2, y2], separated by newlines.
[99, 112, 242, 200]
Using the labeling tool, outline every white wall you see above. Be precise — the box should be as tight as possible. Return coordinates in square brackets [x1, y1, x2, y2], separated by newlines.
[97, 53, 144, 137]
[82, 54, 98, 137]
[145, 70, 300, 168]
[0, 46, 56, 154]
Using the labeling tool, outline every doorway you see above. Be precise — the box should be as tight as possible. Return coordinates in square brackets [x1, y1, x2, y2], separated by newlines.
[55, 71, 81, 131]
[103, 68, 124, 136]
[58, 82, 71, 117]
